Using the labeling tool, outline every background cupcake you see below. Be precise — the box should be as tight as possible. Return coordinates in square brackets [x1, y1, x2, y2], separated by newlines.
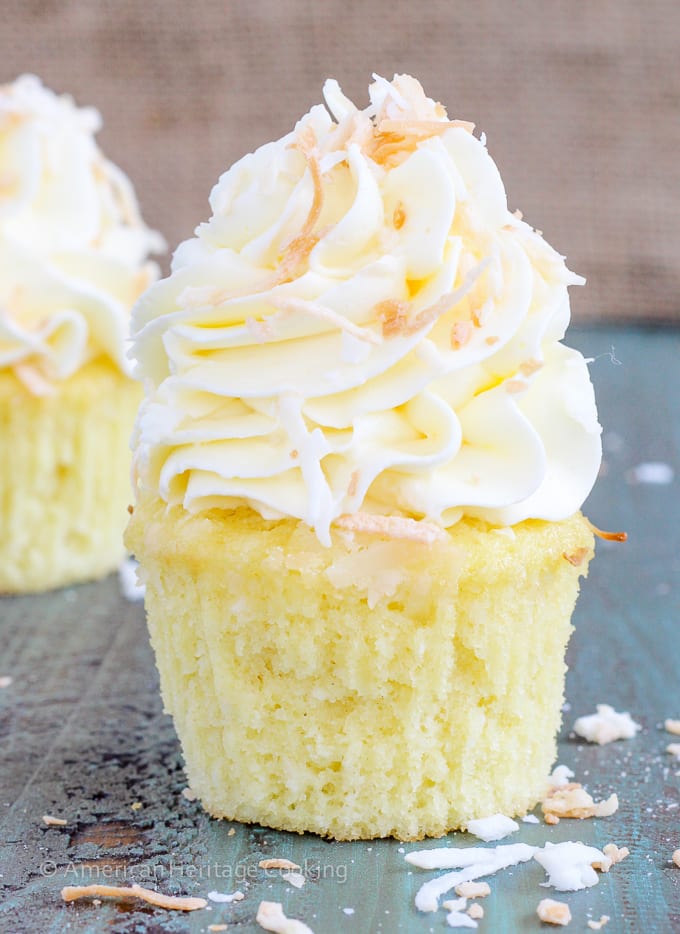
[0, 75, 164, 593]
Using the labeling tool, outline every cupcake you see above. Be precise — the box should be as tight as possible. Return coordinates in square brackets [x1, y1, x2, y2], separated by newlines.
[0, 75, 164, 593]
[126, 74, 602, 840]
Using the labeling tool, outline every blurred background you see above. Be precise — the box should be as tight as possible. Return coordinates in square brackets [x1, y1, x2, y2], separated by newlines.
[3, 0, 678, 323]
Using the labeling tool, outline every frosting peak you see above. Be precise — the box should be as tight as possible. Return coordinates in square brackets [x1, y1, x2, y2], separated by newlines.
[0, 75, 164, 391]
[130, 74, 601, 543]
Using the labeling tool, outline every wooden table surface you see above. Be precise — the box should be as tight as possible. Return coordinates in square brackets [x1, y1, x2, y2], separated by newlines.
[1, 325, 679, 933]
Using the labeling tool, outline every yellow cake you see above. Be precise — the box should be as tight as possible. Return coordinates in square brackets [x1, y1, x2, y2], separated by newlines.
[0, 360, 141, 592]
[0, 75, 163, 592]
[127, 497, 593, 840]
[126, 75, 603, 839]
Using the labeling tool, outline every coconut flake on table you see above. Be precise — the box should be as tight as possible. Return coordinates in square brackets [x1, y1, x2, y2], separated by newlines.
[445, 909, 478, 928]
[573, 705, 641, 744]
[465, 814, 519, 841]
[405, 843, 537, 912]
[256, 901, 315, 934]
[548, 764, 575, 787]
[534, 841, 611, 891]
[522, 814, 540, 824]
[118, 557, 145, 602]
[207, 889, 245, 903]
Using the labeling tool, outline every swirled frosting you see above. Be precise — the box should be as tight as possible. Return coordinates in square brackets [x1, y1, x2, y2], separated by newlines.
[0, 75, 164, 392]
[131, 74, 601, 543]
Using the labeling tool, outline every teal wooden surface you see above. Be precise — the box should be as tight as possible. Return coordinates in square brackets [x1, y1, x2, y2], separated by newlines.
[1, 325, 679, 933]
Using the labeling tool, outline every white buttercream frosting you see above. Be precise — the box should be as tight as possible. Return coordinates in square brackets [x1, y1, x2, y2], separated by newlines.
[0, 75, 164, 391]
[130, 74, 601, 542]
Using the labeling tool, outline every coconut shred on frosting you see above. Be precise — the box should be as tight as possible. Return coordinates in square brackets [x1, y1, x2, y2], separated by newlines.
[130, 74, 602, 544]
[0, 75, 164, 393]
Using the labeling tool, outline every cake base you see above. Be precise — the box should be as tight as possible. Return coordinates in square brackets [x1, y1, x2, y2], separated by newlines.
[0, 360, 141, 593]
[126, 497, 594, 841]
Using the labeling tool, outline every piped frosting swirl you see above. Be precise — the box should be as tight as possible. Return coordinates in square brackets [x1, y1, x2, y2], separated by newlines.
[130, 74, 601, 543]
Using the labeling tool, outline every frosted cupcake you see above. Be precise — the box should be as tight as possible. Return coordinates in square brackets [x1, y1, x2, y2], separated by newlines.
[126, 75, 602, 840]
[0, 75, 164, 593]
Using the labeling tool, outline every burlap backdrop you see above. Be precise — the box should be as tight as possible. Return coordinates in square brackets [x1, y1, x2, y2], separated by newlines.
[3, 1, 679, 322]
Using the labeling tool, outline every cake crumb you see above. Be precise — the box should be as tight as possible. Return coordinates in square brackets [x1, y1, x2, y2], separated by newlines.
[61, 883, 207, 911]
[467, 903, 484, 919]
[228, 827, 236, 836]
[256, 900, 315, 933]
[131, 801, 142, 811]
[587, 916, 610, 930]
[536, 898, 571, 925]
[455, 881, 490, 898]
[602, 844, 629, 865]
[573, 705, 640, 744]
[42, 814, 67, 826]
[666, 743, 680, 758]
[665, 719, 680, 735]
[0, 676, 12, 689]
[259, 858, 301, 871]
[672, 850, 680, 867]
[545, 813, 560, 825]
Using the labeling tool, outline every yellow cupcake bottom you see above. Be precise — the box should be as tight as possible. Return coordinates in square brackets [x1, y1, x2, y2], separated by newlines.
[0, 360, 141, 593]
[126, 495, 594, 841]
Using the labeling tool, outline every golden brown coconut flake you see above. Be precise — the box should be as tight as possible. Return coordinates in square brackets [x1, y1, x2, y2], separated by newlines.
[536, 898, 572, 926]
[61, 883, 207, 911]
[585, 520, 628, 543]
[562, 547, 591, 567]
[42, 814, 67, 827]
[542, 783, 618, 821]
[258, 858, 301, 871]
[334, 512, 446, 544]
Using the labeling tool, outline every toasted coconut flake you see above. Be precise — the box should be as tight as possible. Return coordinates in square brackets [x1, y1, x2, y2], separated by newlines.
[393, 202, 406, 229]
[290, 449, 299, 460]
[259, 858, 301, 871]
[256, 900, 315, 934]
[586, 520, 627, 542]
[42, 814, 67, 827]
[450, 320, 473, 350]
[270, 296, 381, 344]
[545, 813, 560, 825]
[181, 787, 198, 802]
[334, 512, 446, 544]
[246, 317, 276, 343]
[664, 719, 680, 735]
[505, 379, 528, 395]
[672, 849, 680, 868]
[587, 917, 610, 931]
[666, 743, 680, 758]
[536, 898, 571, 926]
[519, 358, 544, 377]
[15, 363, 55, 397]
[602, 844, 629, 865]
[455, 881, 490, 899]
[378, 118, 475, 136]
[209, 926, 229, 932]
[61, 883, 207, 911]
[485, 335, 500, 346]
[467, 903, 484, 920]
[542, 783, 618, 820]
[377, 298, 411, 336]
[347, 469, 359, 497]
[562, 548, 590, 567]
